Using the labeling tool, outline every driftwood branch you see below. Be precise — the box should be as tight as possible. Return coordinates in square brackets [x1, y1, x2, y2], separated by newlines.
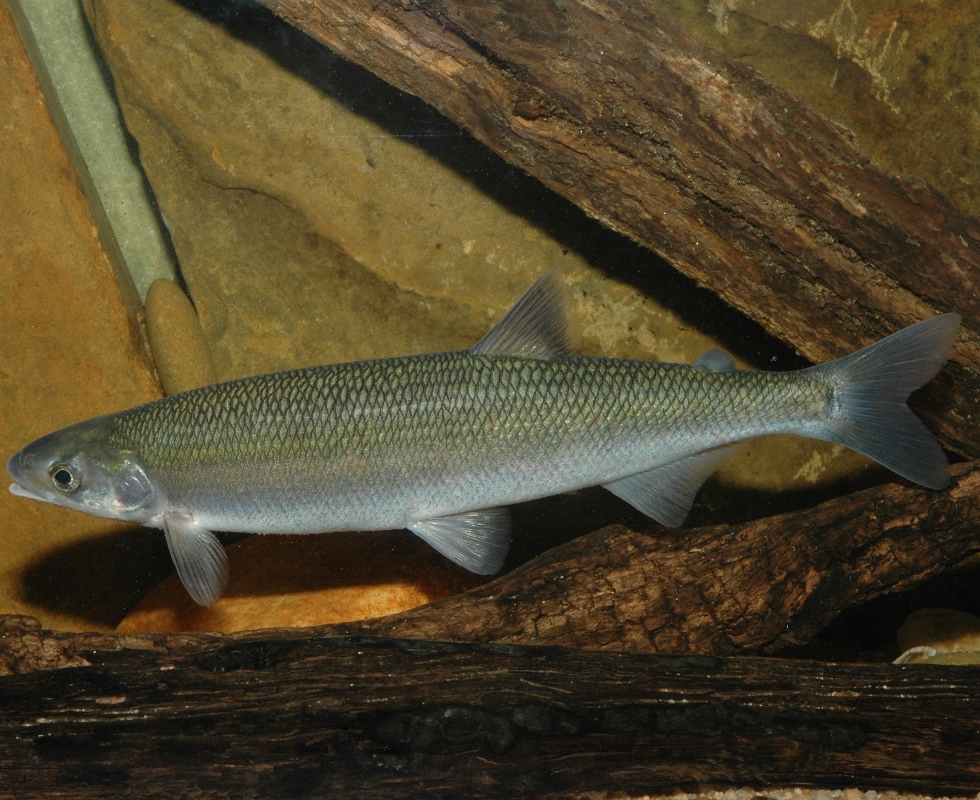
[258, 0, 980, 458]
[1, 620, 979, 797]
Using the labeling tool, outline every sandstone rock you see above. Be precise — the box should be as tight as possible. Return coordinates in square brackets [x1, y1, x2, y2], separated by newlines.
[116, 532, 479, 633]
[896, 607, 980, 664]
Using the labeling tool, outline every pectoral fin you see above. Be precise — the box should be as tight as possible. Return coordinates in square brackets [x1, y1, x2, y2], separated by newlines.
[163, 511, 229, 606]
[603, 446, 739, 527]
[409, 508, 511, 575]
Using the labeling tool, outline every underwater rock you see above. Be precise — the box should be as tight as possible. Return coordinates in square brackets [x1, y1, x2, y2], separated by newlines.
[83, 0, 609, 382]
[116, 533, 479, 633]
[896, 607, 980, 665]
[144, 278, 217, 395]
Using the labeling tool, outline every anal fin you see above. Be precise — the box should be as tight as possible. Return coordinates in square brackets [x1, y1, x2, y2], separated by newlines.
[409, 508, 511, 575]
[603, 446, 739, 528]
[163, 511, 229, 606]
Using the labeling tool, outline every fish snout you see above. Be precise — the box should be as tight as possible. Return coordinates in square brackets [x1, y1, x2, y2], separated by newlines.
[6, 448, 28, 487]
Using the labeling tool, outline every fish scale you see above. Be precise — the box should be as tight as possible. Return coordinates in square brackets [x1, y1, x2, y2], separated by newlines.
[7, 271, 960, 606]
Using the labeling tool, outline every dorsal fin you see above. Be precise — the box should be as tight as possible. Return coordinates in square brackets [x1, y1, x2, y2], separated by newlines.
[471, 270, 580, 358]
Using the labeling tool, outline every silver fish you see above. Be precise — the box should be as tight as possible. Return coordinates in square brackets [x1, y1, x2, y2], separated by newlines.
[7, 272, 960, 605]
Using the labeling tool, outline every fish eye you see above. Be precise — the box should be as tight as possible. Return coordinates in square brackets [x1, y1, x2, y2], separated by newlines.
[49, 464, 80, 492]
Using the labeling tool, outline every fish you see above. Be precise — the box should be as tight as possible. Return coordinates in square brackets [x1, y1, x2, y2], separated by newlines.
[7, 271, 960, 606]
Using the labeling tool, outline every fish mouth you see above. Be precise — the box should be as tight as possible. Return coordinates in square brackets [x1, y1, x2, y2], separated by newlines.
[8, 482, 56, 504]
[6, 451, 56, 505]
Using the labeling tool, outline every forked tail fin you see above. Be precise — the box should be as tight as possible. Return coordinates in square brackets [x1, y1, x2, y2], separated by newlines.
[809, 313, 960, 489]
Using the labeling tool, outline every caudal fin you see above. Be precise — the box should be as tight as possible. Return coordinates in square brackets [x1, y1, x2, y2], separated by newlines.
[811, 313, 960, 489]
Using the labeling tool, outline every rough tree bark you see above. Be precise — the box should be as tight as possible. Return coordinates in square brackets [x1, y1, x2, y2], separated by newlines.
[257, 0, 980, 459]
[1, 619, 979, 798]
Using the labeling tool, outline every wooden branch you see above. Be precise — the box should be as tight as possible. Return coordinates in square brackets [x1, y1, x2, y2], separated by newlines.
[0, 625, 977, 797]
[257, 0, 980, 459]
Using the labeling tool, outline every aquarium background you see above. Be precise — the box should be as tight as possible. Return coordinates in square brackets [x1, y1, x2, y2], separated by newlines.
[0, 0, 976, 661]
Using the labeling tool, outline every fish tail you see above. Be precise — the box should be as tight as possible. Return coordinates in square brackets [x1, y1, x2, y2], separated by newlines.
[810, 313, 961, 489]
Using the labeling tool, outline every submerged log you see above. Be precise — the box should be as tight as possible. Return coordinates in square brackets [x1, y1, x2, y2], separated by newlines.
[0, 622, 978, 797]
[257, 0, 980, 458]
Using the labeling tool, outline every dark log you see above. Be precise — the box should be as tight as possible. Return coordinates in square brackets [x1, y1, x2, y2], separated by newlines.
[257, 0, 980, 459]
[0, 622, 978, 798]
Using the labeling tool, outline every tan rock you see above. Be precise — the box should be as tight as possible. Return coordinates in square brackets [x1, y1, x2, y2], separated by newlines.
[896, 607, 980, 664]
[85, 0, 606, 382]
[0, 1, 162, 631]
[117, 533, 480, 633]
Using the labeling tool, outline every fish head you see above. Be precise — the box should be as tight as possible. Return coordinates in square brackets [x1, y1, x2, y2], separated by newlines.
[7, 415, 165, 523]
